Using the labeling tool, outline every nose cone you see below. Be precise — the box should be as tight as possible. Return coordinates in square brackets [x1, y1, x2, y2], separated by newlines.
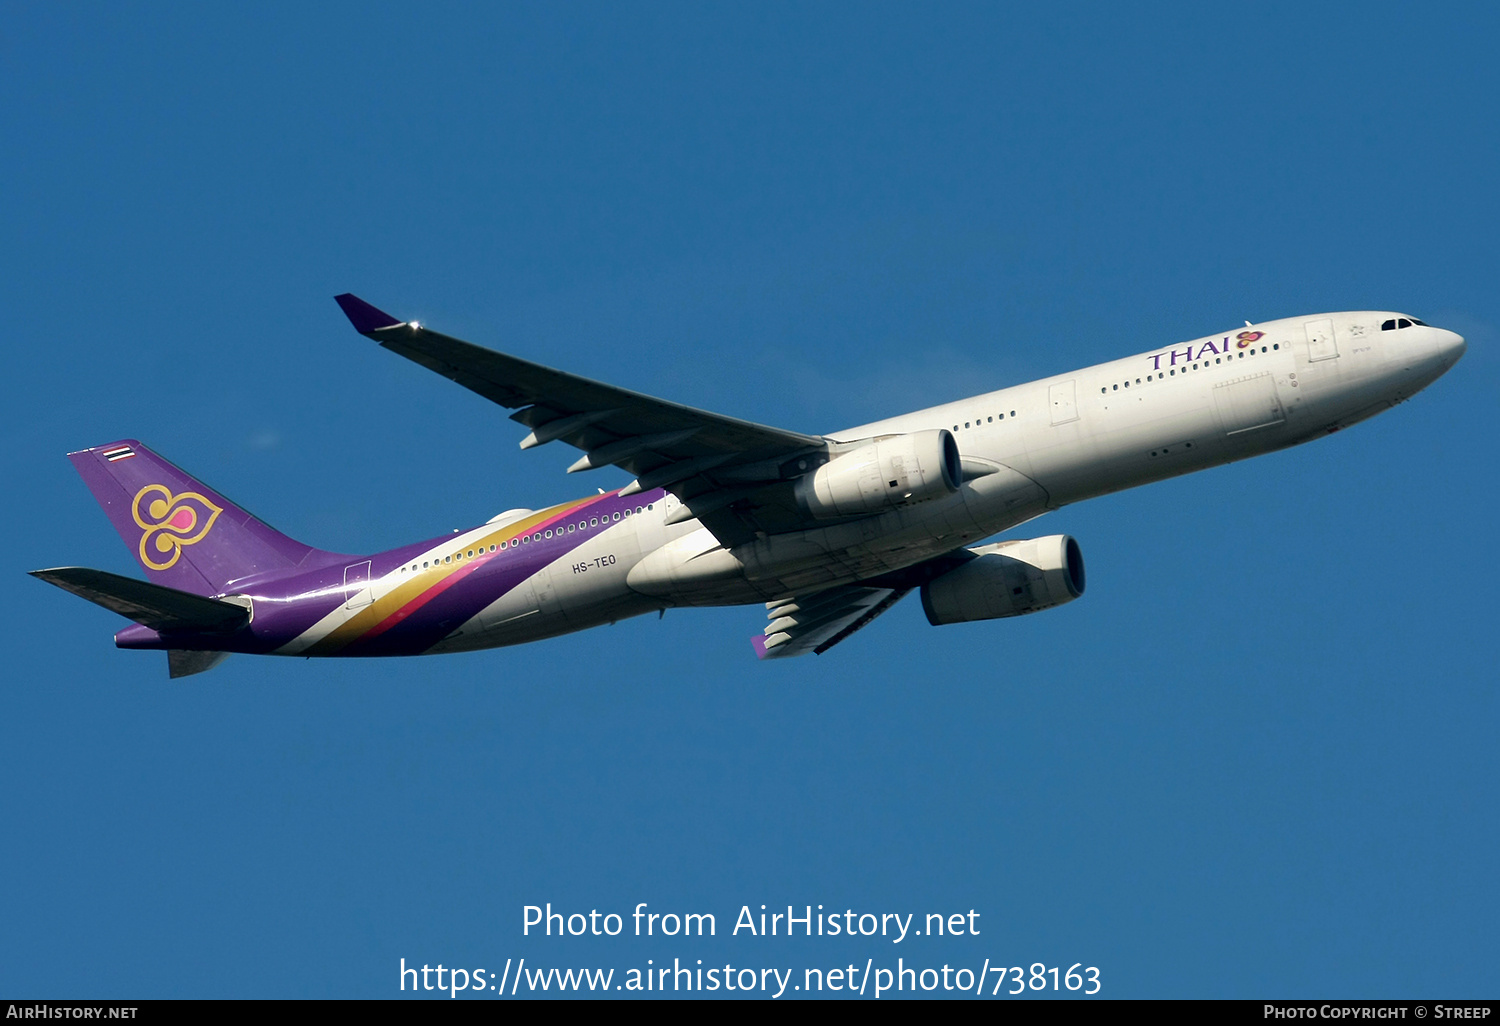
[1435, 327, 1467, 368]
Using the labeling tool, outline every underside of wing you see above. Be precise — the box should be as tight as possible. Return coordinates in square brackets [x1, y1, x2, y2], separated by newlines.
[753, 584, 911, 659]
[336, 295, 829, 546]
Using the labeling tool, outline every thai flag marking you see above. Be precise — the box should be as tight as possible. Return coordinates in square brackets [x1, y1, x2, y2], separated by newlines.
[102, 446, 135, 462]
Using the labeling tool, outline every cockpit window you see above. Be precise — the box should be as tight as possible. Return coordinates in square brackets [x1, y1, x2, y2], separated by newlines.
[1382, 319, 1396, 330]
[1382, 317, 1424, 330]
[1410, 318, 1427, 326]
[1398, 318, 1412, 328]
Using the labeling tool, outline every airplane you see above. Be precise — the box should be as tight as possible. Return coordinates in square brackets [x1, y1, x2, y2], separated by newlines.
[31, 297, 1465, 677]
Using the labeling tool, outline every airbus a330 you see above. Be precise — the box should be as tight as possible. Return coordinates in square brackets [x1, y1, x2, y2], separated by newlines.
[33, 296, 1465, 676]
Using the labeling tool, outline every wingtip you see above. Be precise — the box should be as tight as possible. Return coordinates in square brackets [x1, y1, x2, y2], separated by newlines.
[334, 293, 402, 334]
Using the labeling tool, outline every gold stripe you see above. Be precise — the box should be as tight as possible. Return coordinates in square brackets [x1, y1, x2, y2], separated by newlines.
[306, 496, 600, 654]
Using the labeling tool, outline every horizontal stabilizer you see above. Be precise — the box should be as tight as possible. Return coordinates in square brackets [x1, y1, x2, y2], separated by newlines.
[29, 567, 250, 633]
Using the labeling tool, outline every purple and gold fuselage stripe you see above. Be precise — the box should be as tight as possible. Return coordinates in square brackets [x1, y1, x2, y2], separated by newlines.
[302, 492, 613, 655]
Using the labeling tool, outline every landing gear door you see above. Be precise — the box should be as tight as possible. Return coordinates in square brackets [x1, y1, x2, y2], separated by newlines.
[1305, 318, 1338, 362]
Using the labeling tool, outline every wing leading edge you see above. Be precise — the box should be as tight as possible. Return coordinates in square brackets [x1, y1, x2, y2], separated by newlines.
[335, 294, 828, 546]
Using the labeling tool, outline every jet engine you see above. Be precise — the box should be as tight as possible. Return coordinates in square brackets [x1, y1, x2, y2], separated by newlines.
[920, 535, 1085, 625]
[794, 429, 961, 519]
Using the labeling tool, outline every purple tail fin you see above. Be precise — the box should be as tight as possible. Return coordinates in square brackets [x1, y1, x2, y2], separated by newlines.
[68, 440, 337, 596]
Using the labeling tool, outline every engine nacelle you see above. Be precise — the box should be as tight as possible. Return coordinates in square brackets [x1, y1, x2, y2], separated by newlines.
[794, 429, 961, 519]
[920, 535, 1085, 625]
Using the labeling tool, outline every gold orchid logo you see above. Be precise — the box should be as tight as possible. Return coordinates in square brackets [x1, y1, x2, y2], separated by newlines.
[131, 484, 223, 571]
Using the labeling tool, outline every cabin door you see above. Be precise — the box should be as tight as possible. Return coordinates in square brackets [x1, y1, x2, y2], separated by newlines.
[344, 560, 373, 609]
[1305, 318, 1339, 362]
[1048, 380, 1079, 425]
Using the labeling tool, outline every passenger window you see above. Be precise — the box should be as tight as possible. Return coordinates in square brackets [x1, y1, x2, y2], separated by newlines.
[613, 512, 621, 521]
[591, 518, 598, 527]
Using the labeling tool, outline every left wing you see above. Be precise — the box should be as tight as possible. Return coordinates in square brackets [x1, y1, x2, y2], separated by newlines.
[336, 294, 828, 546]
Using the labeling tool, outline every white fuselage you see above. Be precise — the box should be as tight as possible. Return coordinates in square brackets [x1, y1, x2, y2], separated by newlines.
[431, 311, 1463, 652]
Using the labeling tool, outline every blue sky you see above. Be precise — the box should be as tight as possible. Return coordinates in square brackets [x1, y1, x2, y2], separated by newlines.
[4, 2, 1496, 999]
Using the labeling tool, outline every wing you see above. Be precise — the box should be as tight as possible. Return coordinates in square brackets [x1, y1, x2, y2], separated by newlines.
[750, 547, 980, 659]
[753, 585, 911, 659]
[336, 295, 827, 546]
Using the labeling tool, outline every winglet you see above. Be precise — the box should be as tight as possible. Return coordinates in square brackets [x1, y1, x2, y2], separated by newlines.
[334, 293, 403, 334]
